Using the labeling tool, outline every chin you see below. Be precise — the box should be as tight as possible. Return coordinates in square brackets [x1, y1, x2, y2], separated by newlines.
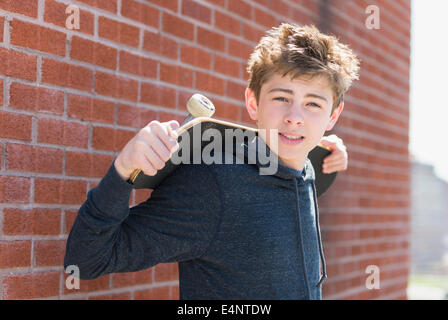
[277, 147, 307, 161]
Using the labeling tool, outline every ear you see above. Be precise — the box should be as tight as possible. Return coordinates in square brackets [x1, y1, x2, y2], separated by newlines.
[245, 87, 258, 121]
[326, 101, 344, 131]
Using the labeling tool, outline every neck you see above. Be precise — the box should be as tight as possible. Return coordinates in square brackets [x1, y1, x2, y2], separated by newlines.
[279, 156, 306, 171]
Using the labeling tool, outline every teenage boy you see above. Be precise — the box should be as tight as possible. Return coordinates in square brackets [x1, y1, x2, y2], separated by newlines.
[64, 23, 360, 300]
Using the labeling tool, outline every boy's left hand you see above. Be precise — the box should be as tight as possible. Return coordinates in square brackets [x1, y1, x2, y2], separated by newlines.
[319, 134, 348, 174]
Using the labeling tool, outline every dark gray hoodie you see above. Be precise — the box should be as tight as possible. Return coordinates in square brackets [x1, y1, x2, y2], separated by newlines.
[64, 135, 327, 299]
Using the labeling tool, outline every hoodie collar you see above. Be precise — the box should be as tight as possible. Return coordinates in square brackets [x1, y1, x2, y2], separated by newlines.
[239, 134, 315, 184]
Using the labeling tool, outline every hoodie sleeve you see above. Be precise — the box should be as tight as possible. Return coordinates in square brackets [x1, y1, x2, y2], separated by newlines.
[64, 159, 222, 280]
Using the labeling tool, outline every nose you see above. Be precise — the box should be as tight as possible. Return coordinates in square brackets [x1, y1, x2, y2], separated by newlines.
[284, 105, 305, 126]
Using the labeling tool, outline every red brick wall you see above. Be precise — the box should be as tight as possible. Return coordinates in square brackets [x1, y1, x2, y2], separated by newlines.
[0, 0, 411, 299]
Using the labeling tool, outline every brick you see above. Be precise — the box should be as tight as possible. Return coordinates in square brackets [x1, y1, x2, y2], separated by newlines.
[228, 0, 252, 18]
[42, 59, 93, 92]
[3, 272, 60, 299]
[160, 63, 193, 87]
[228, 38, 252, 60]
[157, 111, 184, 125]
[70, 36, 117, 70]
[226, 80, 246, 101]
[197, 27, 225, 52]
[64, 210, 78, 234]
[170, 285, 179, 299]
[0, 48, 37, 81]
[0, 111, 32, 141]
[76, 0, 118, 13]
[0, 241, 31, 268]
[34, 240, 66, 267]
[6, 143, 63, 174]
[140, 82, 176, 109]
[196, 71, 225, 95]
[143, 31, 178, 60]
[65, 151, 114, 178]
[111, 268, 153, 288]
[182, 0, 212, 24]
[215, 11, 241, 36]
[214, 55, 240, 78]
[67, 94, 115, 124]
[121, 0, 159, 28]
[291, 8, 312, 25]
[10, 19, 66, 56]
[254, 8, 277, 28]
[63, 273, 109, 294]
[0, 16, 4, 42]
[0, 0, 38, 18]
[89, 292, 132, 300]
[3, 208, 61, 235]
[147, 0, 178, 12]
[154, 263, 178, 282]
[212, 99, 240, 122]
[92, 126, 135, 151]
[9, 82, 64, 115]
[162, 13, 194, 41]
[0, 176, 30, 203]
[44, 0, 94, 35]
[180, 44, 211, 69]
[117, 104, 157, 128]
[205, 0, 225, 7]
[267, 0, 290, 17]
[134, 188, 153, 204]
[37, 118, 89, 148]
[95, 72, 139, 102]
[119, 51, 157, 79]
[34, 178, 87, 204]
[0, 79, 3, 105]
[134, 286, 170, 300]
[98, 16, 140, 48]
[242, 22, 265, 43]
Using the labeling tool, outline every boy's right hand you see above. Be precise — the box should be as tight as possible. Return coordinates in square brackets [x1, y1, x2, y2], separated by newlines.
[114, 120, 180, 181]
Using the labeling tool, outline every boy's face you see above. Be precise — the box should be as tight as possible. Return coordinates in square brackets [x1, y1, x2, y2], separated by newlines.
[245, 73, 344, 171]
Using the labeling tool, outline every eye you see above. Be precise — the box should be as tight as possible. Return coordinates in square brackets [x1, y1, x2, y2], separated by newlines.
[307, 102, 321, 108]
[273, 97, 288, 103]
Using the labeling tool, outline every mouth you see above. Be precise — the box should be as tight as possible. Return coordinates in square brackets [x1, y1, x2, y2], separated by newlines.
[279, 132, 305, 140]
[278, 132, 305, 145]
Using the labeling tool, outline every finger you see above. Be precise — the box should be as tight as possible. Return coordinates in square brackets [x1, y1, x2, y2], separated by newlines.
[323, 159, 347, 173]
[323, 157, 345, 166]
[135, 147, 158, 176]
[150, 134, 174, 163]
[143, 144, 167, 171]
[323, 158, 346, 167]
[151, 123, 179, 154]
[323, 156, 344, 165]
[167, 120, 180, 139]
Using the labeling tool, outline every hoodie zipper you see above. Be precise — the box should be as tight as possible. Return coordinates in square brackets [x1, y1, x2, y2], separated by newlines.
[293, 178, 327, 300]
[293, 178, 311, 299]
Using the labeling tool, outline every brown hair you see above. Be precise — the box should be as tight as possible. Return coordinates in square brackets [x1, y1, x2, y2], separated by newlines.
[247, 23, 360, 113]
